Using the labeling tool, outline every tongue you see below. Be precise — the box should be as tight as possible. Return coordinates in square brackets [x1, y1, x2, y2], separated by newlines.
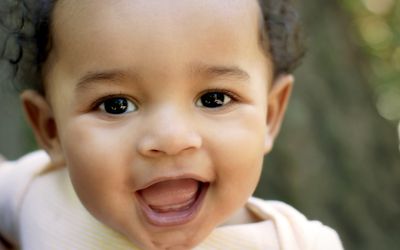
[140, 179, 199, 210]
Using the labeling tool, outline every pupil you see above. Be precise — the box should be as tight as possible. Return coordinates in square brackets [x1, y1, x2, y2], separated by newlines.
[104, 98, 128, 114]
[201, 93, 225, 108]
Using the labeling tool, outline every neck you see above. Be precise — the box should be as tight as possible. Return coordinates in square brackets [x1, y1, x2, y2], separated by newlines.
[220, 206, 261, 226]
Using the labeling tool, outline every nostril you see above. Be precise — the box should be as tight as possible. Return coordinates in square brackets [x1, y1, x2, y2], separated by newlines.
[150, 149, 163, 155]
[139, 149, 163, 158]
[137, 131, 202, 157]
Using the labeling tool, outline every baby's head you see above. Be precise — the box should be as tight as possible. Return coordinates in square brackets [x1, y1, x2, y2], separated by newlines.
[3, 0, 304, 249]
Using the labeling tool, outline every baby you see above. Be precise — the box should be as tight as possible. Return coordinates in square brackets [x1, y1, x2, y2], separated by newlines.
[0, 0, 343, 249]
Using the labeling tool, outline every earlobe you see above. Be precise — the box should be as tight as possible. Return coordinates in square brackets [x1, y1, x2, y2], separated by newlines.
[21, 90, 64, 166]
[264, 74, 293, 153]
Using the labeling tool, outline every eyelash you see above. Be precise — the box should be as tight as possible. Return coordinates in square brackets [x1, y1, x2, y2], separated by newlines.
[90, 88, 240, 111]
[91, 94, 135, 110]
[197, 88, 240, 102]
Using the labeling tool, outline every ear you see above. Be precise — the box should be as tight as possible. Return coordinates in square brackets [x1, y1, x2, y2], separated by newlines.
[264, 74, 294, 154]
[21, 90, 64, 166]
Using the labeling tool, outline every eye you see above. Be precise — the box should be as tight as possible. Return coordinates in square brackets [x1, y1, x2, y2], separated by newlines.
[196, 91, 232, 108]
[98, 97, 137, 114]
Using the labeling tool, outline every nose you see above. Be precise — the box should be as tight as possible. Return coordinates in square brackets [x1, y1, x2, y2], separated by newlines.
[137, 107, 202, 157]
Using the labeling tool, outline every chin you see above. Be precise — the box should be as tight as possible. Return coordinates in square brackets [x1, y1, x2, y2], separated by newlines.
[126, 212, 216, 250]
[129, 231, 206, 250]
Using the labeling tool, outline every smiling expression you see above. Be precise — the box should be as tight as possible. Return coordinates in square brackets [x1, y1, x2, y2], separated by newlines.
[25, 0, 288, 249]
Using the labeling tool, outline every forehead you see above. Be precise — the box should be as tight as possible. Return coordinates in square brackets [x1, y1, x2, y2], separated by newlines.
[49, 0, 267, 81]
[53, 0, 261, 33]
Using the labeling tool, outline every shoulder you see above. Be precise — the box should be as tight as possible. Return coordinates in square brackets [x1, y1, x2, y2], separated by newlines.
[0, 150, 51, 192]
[247, 197, 344, 250]
[0, 151, 51, 246]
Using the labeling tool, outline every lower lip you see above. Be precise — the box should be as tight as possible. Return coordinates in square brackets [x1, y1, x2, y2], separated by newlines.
[136, 182, 208, 227]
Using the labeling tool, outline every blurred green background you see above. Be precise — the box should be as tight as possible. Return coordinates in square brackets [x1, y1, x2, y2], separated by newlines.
[256, 0, 400, 250]
[0, 0, 399, 249]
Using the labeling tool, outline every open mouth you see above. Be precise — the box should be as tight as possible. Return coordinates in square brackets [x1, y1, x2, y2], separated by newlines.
[136, 178, 208, 227]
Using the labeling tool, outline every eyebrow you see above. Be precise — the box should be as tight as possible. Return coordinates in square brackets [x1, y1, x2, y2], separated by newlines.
[75, 70, 130, 91]
[190, 64, 250, 81]
[75, 64, 250, 90]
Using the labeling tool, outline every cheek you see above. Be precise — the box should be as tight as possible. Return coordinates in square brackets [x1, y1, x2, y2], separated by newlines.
[207, 107, 266, 191]
[59, 118, 134, 213]
[61, 116, 132, 169]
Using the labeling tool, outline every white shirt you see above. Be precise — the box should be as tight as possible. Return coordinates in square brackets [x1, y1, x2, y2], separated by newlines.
[0, 151, 343, 250]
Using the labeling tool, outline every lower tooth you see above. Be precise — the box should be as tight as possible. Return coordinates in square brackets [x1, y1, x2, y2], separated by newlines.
[150, 196, 196, 213]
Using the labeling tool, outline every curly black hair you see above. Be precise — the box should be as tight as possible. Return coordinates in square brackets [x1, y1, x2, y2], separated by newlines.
[0, 0, 305, 94]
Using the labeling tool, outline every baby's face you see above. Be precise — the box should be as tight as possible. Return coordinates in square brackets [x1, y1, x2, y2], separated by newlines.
[42, 0, 274, 249]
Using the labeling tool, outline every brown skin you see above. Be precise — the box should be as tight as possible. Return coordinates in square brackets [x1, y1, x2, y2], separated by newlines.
[21, 0, 293, 249]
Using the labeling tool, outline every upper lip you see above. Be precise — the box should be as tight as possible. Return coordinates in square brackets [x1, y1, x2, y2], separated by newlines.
[136, 173, 209, 191]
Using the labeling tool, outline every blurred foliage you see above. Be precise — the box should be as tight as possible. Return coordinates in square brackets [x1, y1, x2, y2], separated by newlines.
[257, 1, 400, 250]
[340, 0, 400, 121]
